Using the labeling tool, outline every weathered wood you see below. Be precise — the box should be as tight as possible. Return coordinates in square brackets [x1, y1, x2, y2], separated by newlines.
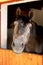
[0, 49, 42, 65]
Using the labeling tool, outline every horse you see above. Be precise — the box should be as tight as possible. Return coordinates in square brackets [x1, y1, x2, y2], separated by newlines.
[11, 15, 43, 54]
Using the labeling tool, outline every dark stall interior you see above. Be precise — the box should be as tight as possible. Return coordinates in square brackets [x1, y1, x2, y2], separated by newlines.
[8, 1, 43, 28]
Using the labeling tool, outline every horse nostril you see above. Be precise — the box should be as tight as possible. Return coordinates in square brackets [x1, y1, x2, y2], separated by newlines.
[13, 42, 15, 47]
[22, 43, 23, 47]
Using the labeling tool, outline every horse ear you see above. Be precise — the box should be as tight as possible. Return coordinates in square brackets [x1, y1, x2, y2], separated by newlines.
[28, 9, 34, 20]
[16, 7, 21, 16]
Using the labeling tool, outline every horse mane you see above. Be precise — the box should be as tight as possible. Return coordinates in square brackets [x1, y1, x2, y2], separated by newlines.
[16, 15, 30, 25]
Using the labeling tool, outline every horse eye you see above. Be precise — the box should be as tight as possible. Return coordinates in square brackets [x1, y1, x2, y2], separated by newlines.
[13, 42, 15, 46]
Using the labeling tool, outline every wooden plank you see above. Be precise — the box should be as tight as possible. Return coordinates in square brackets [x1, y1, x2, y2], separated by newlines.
[0, 49, 42, 65]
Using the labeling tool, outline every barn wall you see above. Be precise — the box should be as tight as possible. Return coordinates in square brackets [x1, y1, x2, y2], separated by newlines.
[32, 8, 43, 26]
